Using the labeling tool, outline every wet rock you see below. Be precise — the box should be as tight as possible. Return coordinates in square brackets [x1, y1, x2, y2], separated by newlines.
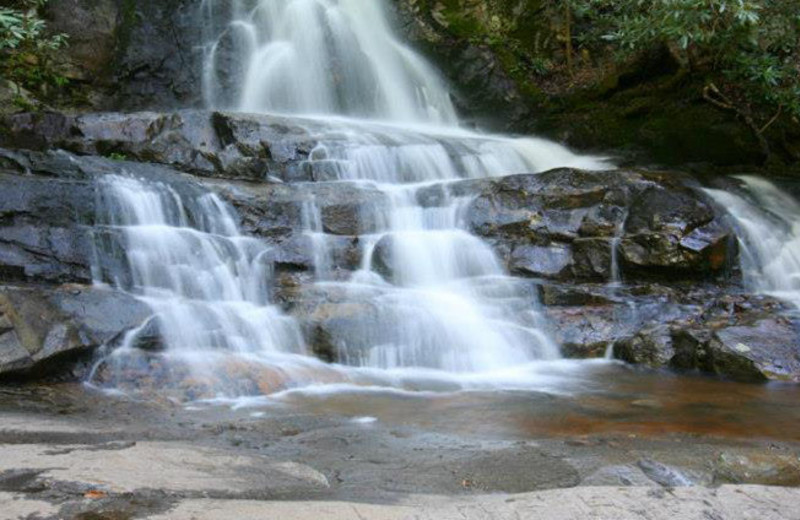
[282, 280, 388, 365]
[537, 283, 617, 307]
[272, 271, 316, 309]
[303, 302, 380, 364]
[320, 198, 387, 236]
[0, 111, 333, 182]
[0, 148, 245, 285]
[706, 319, 800, 383]
[0, 285, 151, 379]
[613, 326, 675, 368]
[466, 168, 735, 282]
[370, 235, 395, 282]
[582, 464, 656, 487]
[0, 171, 95, 284]
[265, 234, 362, 276]
[624, 185, 713, 236]
[637, 458, 708, 487]
[714, 451, 800, 486]
[670, 328, 714, 371]
[571, 238, 614, 280]
[578, 204, 626, 237]
[546, 306, 636, 359]
[202, 177, 389, 240]
[509, 244, 572, 279]
[129, 317, 165, 353]
[597, 294, 800, 383]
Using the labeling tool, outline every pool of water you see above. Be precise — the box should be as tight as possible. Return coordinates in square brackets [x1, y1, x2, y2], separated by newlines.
[186, 362, 800, 442]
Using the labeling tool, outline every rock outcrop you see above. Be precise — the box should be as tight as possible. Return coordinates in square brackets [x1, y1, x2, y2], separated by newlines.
[0, 285, 151, 379]
[1, 111, 340, 182]
[1, 111, 798, 383]
[465, 169, 732, 282]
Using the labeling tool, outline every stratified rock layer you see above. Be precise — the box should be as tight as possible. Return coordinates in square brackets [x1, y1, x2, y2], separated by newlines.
[1, 111, 799, 383]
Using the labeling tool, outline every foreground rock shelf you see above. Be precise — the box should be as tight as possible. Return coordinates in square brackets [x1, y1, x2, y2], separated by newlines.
[1, 111, 799, 385]
[1, 390, 800, 519]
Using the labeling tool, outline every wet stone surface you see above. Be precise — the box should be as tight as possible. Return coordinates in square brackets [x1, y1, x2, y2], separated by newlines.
[0, 382, 799, 518]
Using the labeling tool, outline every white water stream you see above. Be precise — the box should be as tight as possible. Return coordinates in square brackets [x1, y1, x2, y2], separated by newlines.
[705, 176, 800, 310]
[91, 0, 615, 398]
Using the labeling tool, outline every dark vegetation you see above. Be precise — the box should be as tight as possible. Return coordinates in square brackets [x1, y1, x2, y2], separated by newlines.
[398, 0, 800, 169]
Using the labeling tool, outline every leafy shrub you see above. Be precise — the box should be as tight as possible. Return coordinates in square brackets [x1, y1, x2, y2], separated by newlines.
[1, 0, 68, 102]
[572, 0, 800, 119]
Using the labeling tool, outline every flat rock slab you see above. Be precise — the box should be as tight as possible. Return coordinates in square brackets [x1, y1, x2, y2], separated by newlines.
[0, 491, 59, 519]
[142, 485, 800, 520]
[0, 441, 329, 495]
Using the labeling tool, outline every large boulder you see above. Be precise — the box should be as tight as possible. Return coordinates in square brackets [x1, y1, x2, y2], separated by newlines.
[546, 297, 694, 360]
[705, 319, 800, 383]
[212, 179, 391, 237]
[613, 325, 676, 368]
[601, 294, 800, 383]
[466, 169, 734, 282]
[0, 285, 152, 379]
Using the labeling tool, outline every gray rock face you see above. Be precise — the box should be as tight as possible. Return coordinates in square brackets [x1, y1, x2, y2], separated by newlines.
[391, 1, 531, 131]
[706, 320, 800, 382]
[608, 299, 800, 383]
[465, 169, 733, 282]
[547, 284, 800, 383]
[111, 0, 203, 111]
[1, 111, 331, 182]
[0, 285, 151, 379]
[0, 147, 210, 286]
[44, 0, 119, 84]
[0, 171, 95, 284]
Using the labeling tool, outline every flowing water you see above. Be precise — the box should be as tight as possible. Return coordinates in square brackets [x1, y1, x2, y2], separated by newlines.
[200, 0, 457, 122]
[88, 0, 800, 413]
[704, 176, 800, 310]
[89, 0, 615, 398]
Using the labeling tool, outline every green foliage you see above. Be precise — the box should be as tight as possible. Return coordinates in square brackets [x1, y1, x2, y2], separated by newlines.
[1, 0, 69, 100]
[106, 152, 127, 161]
[413, 1, 556, 81]
[572, 0, 800, 118]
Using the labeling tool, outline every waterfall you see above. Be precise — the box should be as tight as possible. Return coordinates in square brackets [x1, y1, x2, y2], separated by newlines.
[201, 0, 458, 123]
[90, 0, 612, 398]
[704, 176, 800, 310]
[89, 175, 351, 395]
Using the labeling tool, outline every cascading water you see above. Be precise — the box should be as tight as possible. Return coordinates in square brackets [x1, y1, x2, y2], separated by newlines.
[705, 176, 800, 310]
[201, 0, 457, 122]
[92, 0, 612, 398]
[89, 174, 352, 395]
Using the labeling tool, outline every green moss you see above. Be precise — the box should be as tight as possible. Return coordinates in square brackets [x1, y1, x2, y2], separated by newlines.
[114, 0, 139, 60]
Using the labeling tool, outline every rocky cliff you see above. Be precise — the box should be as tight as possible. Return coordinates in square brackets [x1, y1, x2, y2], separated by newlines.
[2, 110, 799, 386]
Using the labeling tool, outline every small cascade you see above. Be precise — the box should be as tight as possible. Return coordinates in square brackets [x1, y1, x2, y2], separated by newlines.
[609, 234, 624, 288]
[88, 174, 339, 396]
[334, 185, 560, 372]
[289, 119, 605, 183]
[705, 176, 800, 309]
[606, 189, 630, 290]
